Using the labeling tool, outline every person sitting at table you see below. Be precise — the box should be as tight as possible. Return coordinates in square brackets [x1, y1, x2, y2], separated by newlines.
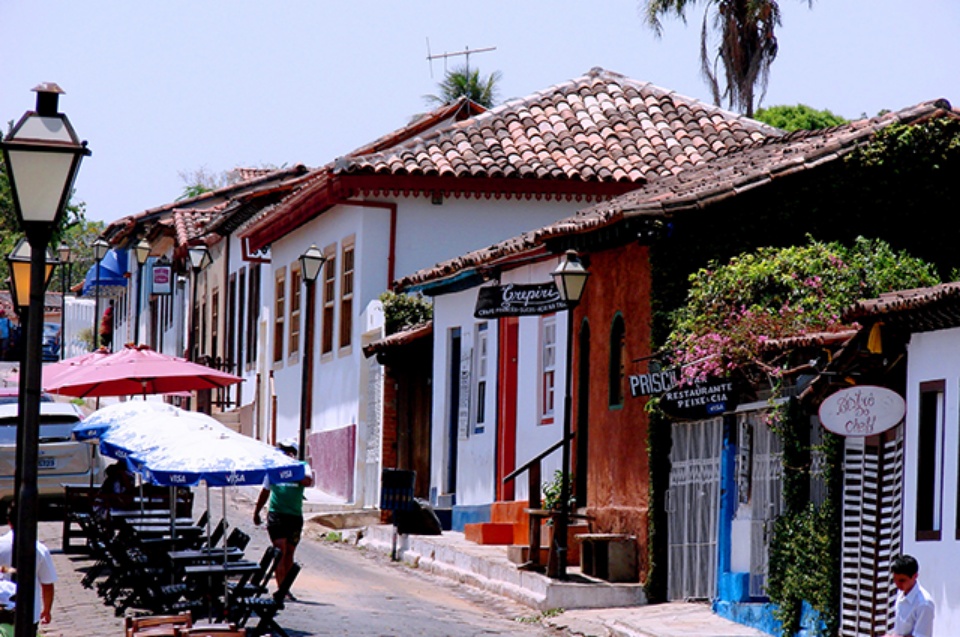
[93, 462, 136, 520]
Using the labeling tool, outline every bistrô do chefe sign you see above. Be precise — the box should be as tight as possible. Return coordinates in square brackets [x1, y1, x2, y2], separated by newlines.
[818, 385, 905, 437]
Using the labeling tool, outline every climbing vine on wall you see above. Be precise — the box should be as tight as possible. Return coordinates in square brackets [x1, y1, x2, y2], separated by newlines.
[765, 398, 843, 637]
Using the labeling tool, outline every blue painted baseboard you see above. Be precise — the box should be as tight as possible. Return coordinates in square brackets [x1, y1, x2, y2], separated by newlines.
[450, 503, 491, 531]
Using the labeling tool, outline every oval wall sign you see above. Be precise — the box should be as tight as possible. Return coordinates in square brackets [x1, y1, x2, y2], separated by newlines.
[818, 385, 905, 437]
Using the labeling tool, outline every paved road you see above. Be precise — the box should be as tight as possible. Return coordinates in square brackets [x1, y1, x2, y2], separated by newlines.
[39, 488, 555, 637]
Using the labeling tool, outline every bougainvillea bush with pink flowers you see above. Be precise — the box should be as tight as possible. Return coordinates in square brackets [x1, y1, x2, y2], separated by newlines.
[665, 235, 939, 385]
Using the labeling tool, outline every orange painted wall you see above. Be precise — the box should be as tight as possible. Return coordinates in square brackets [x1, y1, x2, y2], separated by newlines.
[574, 242, 653, 576]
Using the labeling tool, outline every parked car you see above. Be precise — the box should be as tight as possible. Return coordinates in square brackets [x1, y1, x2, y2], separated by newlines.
[42, 322, 61, 362]
[0, 387, 55, 405]
[0, 401, 100, 504]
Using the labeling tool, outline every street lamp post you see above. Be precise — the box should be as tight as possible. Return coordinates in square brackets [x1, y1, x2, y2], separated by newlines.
[298, 245, 326, 462]
[57, 241, 72, 360]
[92, 237, 109, 349]
[550, 249, 590, 581]
[134, 238, 151, 346]
[1, 82, 89, 637]
[6, 239, 56, 509]
[187, 244, 210, 362]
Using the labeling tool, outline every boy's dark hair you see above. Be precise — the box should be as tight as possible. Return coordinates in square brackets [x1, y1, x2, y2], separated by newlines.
[891, 554, 919, 577]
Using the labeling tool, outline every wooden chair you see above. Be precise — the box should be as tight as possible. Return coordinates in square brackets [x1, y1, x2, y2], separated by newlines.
[228, 546, 280, 603]
[225, 527, 251, 551]
[233, 562, 301, 637]
[125, 612, 192, 637]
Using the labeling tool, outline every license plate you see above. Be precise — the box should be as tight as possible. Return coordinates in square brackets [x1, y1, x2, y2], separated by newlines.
[38, 457, 55, 469]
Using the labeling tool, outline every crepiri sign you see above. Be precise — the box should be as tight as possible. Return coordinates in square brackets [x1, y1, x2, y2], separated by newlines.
[818, 385, 905, 437]
[474, 282, 568, 318]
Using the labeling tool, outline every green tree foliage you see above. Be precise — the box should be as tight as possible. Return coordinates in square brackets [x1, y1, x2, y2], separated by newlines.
[424, 65, 502, 108]
[643, 0, 811, 116]
[754, 104, 848, 131]
[666, 236, 939, 382]
[379, 291, 432, 335]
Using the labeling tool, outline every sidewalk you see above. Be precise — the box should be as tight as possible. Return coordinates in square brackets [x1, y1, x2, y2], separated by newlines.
[350, 506, 769, 637]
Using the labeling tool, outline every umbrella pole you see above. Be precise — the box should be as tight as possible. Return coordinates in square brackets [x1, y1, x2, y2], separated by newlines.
[222, 487, 228, 621]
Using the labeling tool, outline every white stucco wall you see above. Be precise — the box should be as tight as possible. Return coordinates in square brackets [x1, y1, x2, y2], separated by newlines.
[266, 192, 585, 504]
[503, 261, 565, 500]
[904, 327, 960, 637]
[429, 257, 566, 508]
[430, 289, 498, 506]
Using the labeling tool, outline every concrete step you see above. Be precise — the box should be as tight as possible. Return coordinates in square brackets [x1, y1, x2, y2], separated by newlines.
[360, 523, 647, 611]
[464, 521, 514, 545]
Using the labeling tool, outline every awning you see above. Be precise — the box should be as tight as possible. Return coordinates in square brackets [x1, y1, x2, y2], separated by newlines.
[82, 248, 129, 296]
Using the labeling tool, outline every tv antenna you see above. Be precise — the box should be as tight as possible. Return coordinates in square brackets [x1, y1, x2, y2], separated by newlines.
[426, 40, 496, 78]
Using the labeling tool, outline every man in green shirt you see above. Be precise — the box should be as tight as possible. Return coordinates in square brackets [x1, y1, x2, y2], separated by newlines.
[253, 439, 313, 591]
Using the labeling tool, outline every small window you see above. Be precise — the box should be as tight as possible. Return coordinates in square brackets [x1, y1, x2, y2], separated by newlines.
[273, 268, 286, 364]
[916, 380, 944, 541]
[289, 265, 302, 358]
[540, 315, 557, 424]
[246, 265, 260, 367]
[474, 323, 489, 433]
[609, 314, 625, 408]
[211, 288, 219, 360]
[339, 240, 355, 351]
[321, 245, 337, 356]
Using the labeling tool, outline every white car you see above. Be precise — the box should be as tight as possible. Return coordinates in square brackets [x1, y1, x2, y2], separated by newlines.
[0, 401, 101, 503]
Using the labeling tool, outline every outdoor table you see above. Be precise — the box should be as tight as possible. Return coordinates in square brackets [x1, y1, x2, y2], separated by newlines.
[110, 508, 179, 519]
[127, 523, 205, 540]
[168, 547, 245, 566]
[120, 516, 194, 527]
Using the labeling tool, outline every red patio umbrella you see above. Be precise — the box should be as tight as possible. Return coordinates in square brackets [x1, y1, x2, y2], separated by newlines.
[44, 344, 242, 398]
[41, 347, 111, 387]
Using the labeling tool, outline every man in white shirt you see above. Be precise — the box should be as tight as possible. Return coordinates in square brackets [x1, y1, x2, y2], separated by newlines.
[884, 554, 935, 637]
[0, 505, 57, 629]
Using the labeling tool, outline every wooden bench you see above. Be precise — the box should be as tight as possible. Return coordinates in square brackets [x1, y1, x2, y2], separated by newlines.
[577, 533, 638, 583]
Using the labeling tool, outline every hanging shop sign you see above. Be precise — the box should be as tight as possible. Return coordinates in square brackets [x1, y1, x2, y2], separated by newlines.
[660, 378, 736, 420]
[818, 385, 905, 437]
[151, 262, 173, 295]
[474, 283, 568, 318]
[629, 368, 680, 397]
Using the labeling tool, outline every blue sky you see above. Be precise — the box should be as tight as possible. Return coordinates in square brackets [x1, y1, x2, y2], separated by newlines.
[3, 1, 958, 224]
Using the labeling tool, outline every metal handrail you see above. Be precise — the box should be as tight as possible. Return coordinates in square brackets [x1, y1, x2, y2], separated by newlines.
[502, 434, 571, 484]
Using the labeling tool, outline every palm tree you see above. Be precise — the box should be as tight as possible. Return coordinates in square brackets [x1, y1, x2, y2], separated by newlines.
[424, 65, 502, 108]
[644, 0, 809, 117]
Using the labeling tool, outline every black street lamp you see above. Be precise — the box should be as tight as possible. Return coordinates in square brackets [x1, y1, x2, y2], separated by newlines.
[134, 238, 151, 346]
[298, 245, 326, 462]
[187, 244, 210, 361]
[57, 241, 72, 360]
[1, 82, 89, 637]
[92, 237, 109, 349]
[6, 239, 57, 503]
[550, 249, 590, 580]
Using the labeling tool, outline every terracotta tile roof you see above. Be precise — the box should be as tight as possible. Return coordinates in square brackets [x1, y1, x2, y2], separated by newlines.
[395, 99, 956, 293]
[571, 99, 955, 223]
[172, 205, 226, 246]
[337, 67, 776, 183]
[102, 164, 311, 246]
[361, 322, 433, 359]
[844, 281, 960, 333]
[242, 68, 779, 251]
